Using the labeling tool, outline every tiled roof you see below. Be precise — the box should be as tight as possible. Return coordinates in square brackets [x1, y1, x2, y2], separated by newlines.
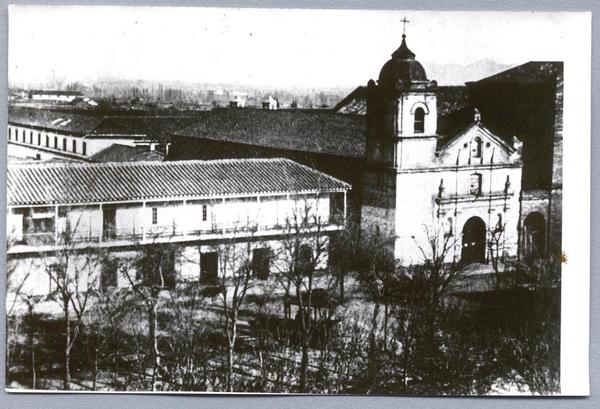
[333, 86, 367, 115]
[8, 106, 102, 135]
[7, 158, 350, 206]
[172, 108, 366, 158]
[8, 106, 198, 138]
[466, 61, 562, 86]
[89, 116, 200, 137]
[88, 144, 165, 163]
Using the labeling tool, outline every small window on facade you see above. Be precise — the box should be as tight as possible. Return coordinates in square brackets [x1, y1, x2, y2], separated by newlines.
[72, 139, 77, 153]
[37, 133, 41, 145]
[8, 127, 11, 140]
[252, 248, 271, 280]
[30, 131, 33, 144]
[414, 107, 425, 133]
[202, 204, 208, 221]
[472, 137, 483, 158]
[444, 217, 454, 238]
[82, 142, 87, 155]
[469, 173, 482, 196]
[46, 134, 50, 147]
[152, 207, 158, 224]
[22, 130, 26, 142]
[62, 138, 67, 151]
[54, 136, 58, 149]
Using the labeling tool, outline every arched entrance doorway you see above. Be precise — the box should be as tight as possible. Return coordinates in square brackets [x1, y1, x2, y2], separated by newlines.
[461, 216, 486, 264]
[523, 212, 545, 259]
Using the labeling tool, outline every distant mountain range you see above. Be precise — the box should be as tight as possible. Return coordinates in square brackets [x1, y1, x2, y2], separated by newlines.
[425, 59, 514, 86]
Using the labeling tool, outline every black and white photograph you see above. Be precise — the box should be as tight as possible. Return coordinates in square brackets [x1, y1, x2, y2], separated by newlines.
[3, 6, 591, 396]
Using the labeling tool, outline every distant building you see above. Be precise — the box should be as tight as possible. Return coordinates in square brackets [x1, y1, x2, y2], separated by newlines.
[69, 96, 99, 108]
[28, 90, 84, 103]
[262, 96, 278, 110]
[6, 106, 197, 162]
[6, 158, 349, 295]
[230, 93, 247, 108]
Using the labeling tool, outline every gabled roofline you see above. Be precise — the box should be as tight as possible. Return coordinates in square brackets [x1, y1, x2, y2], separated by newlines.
[437, 121, 517, 155]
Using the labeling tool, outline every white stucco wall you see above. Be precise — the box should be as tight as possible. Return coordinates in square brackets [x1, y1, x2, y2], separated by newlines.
[6, 192, 340, 297]
[394, 164, 522, 265]
[396, 92, 437, 137]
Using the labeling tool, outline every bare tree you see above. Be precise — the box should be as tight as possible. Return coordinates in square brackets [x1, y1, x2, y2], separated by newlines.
[412, 223, 463, 312]
[210, 227, 256, 392]
[161, 281, 213, 391]
[40, 220, 101, 390]
[5, 235, 36, 386]
[86, 271, 128, 391]
[273, 196, 334, 392]
[354, 226, 398, 352]
[120, 238, 180, 391]
[329, 221, 361, 302]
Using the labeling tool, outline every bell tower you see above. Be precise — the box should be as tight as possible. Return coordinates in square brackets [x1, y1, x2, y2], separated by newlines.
[362, 26, 439, 249]
[365, 31, 438, 170]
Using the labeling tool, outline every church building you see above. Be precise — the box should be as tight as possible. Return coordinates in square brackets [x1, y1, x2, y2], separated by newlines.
[361, 33, 523, 266]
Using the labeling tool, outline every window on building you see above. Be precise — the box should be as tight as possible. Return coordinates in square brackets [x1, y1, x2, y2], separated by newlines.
[22, 130, 26, 143]
[202, 204, 208, 221]
[82, 142, 87, 156]
[72, 139, 77, 153]
[54, 136, 58, 149]
[414, 107, 425, 133]
[37, 133, 41, 145]
[46, 134, 50, 147]
[472, 137, 483, 158]
[29, 131, 33, 144]
[469, 173, 482, 196]
[152, 207, 158, 224]
[8, 127, 11, 140]
[62, 138, 67, 151]
[22, 207, 55, 246]
[330, 192, 345, 224]
[252, 248, 271, 280]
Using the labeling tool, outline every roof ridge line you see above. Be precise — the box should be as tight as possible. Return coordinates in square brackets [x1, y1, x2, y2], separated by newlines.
[7, 156, 291, 169]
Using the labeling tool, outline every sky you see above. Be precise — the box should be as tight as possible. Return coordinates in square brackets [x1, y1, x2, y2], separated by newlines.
[8, 6, 586, 89]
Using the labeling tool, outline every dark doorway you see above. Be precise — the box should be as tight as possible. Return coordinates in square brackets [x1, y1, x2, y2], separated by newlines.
[100, 257, 119, 290]
[160, 249, 176, 289]
[252, 248, 271, 280]
[102, 206, 117, 240]
[134, 245, 176, 289]
[461, 216, 486, 264]
[297, 244, 314, 276]
[200, 252, 218, 285]
[524, 212, 546, 259]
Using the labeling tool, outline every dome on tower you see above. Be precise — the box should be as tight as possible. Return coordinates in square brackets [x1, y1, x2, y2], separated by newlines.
[378, 34, 428, 90]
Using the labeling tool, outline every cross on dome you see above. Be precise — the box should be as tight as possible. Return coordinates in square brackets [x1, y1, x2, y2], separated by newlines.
[401, 16, 410, 37]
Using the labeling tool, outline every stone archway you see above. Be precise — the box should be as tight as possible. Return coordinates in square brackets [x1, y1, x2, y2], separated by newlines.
[461, 216, 486, 264]
[523, 212, 546, 259]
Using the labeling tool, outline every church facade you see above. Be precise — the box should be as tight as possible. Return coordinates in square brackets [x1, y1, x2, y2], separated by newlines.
[361, 34, 523, 266]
